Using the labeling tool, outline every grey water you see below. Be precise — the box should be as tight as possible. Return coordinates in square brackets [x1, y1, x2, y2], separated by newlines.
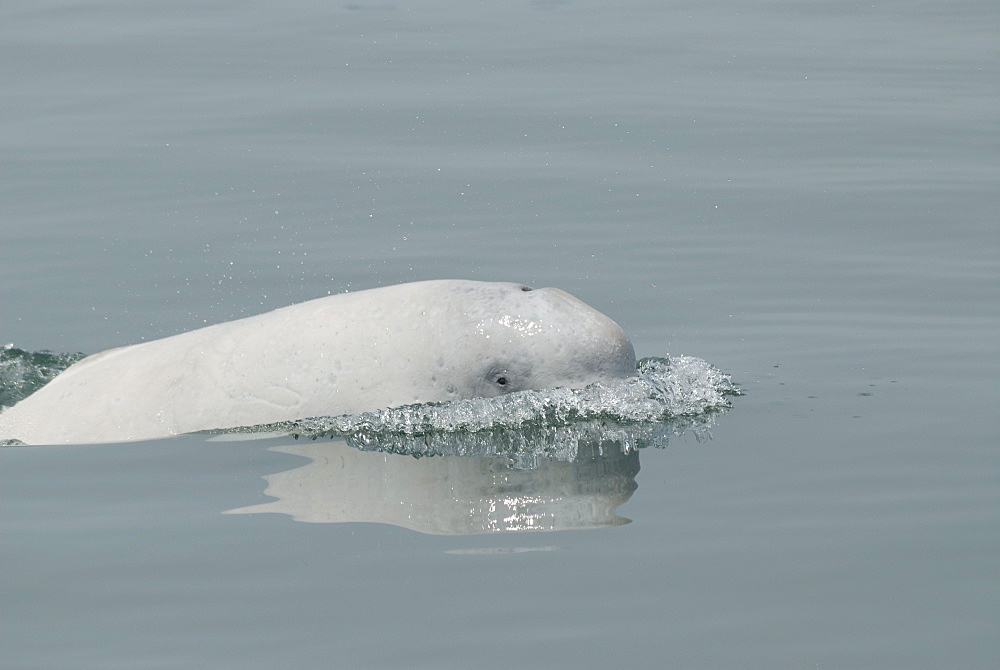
[1, 0, 997, 668]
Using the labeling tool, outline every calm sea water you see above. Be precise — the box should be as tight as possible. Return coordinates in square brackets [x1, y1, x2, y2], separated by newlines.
[1, 1, 997, 668]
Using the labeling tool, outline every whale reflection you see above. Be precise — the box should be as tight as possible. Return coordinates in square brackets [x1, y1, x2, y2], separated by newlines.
[225, 437, 640, 535]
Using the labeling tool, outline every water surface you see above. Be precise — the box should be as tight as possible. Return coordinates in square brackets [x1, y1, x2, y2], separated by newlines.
[1, 1, 997, 667]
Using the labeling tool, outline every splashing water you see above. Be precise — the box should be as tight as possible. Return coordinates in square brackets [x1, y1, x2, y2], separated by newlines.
[222, 356, 742, 468]
[1, 349, 741, 460]
[0, 345, 85, 409]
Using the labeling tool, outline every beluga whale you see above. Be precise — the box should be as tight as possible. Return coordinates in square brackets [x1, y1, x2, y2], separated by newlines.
[0, 280, 636, 445]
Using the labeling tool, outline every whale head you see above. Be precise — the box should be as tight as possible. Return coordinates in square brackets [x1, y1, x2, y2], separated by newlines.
[414, 281, 636, 402]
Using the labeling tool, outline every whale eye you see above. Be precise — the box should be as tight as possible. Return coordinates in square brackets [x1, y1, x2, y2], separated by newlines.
[487, 366, 518, 393]
[520, 286, 532, 292]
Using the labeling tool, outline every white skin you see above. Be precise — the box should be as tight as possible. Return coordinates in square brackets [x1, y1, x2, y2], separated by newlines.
[0, 280, 636, 445]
